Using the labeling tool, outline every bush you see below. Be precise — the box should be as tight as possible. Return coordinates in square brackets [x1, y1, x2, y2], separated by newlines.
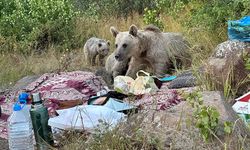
[73, 0, 156, 19]
[143, 0, 164, 30]
[1, 0, 249, 54]
[0, 0, 77, 52]
[159, 0, 250, 31]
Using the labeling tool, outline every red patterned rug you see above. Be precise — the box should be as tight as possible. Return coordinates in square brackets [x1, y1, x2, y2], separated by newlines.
[0, 71, 107, 139]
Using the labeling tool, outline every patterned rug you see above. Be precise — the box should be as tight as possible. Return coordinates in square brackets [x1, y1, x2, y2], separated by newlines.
[125, 83, 195, 111]
[0, 71, 107, 139]
[0, 71, 196, 140]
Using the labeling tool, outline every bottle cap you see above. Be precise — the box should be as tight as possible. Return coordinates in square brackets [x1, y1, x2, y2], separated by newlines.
[18, 92, 29, 104]
[13, 103, 22, 111]
[32, 93, 42, 103]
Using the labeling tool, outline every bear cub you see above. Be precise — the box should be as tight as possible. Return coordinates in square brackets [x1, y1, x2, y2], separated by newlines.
[84, 37, 110, 66]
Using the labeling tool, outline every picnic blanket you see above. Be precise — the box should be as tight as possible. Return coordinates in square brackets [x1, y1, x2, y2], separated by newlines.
[0, 71, 107, 139]
[0, 71, 195, 140]
[126, 83, 195, 111]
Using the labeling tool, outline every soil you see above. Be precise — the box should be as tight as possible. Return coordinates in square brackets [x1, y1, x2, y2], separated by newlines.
[0, 138, 8, 150]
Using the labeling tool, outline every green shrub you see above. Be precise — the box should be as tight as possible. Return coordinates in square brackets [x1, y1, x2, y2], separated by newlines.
[244, 52, 250, 70]
[0, 0, 77, 52]
[1, 0, 249, 54]
[185, 91, 220, 141]
[160, 0, 250, 31]
[143, 0, 164, 30]
[143, 8, 164, 30]
[73, 0, 155, 19]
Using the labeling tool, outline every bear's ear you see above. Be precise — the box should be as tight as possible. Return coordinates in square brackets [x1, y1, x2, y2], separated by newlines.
[129, 25, 138, 37]
[107, 40, 110, 46]
[110, 26, 119, 37]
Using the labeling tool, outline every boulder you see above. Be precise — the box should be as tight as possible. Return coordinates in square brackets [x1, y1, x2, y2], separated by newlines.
[161, 91, 236, 128]
[12, 75, 40, 91]
[204, 40, 250, 95]
[135, 91, 250, 149]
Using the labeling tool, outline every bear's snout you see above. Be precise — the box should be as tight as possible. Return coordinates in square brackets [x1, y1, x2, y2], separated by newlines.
[103, 49, 109, 55]
[115, 54, 120, 60]
[115, 54, 124, 61]
[99, 49, 109, 56]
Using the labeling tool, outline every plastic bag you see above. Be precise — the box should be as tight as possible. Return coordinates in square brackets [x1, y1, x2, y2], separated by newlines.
[132, 70, 159, 95]
[114, 70, 159, 95]
[228, 16, 250, 41]
[114, 76, 134, 95]
[48, 105, 125, 130]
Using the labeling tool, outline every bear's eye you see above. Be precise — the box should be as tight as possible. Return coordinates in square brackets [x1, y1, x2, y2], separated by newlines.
[98, 43, 102, 47]
[115, 44, 118, 48]
[122, 44, 127, 48]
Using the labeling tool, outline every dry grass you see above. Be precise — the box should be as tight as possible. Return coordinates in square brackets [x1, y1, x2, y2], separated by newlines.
[53, 109, 250, 150]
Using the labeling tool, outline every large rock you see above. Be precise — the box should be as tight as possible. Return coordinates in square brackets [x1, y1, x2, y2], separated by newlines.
[135, 91, 250, 149]
[204, 40, 250, 95]
[12, 75, 40, 91]
[153, 91, 238, 128]
[212, 40, 250, 58]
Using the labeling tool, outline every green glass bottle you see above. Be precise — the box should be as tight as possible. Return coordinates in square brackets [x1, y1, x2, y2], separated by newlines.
[30, 93, 54, 149]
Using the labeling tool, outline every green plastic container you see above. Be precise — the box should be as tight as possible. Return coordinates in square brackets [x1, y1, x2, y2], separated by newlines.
[30, 93, 53, 149]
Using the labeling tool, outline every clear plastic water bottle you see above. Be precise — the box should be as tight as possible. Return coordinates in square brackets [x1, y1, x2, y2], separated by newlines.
[7, 101, 35, 150]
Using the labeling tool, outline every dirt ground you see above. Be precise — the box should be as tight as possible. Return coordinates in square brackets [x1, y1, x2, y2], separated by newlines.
[0, 138, 8, 150]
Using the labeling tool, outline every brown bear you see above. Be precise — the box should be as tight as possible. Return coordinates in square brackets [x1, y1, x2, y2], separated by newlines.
[95, 52, 130, 87]
[84, 37, 110, 66]
[105, 52, 130, 78]
[110, 24, 191, 78]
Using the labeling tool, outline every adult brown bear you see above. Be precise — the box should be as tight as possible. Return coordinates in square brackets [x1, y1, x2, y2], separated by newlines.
[110, 24, 191, 78]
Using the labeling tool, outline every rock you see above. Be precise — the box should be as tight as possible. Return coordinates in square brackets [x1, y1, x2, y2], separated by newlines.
[202, 91, 230, 122]
[212, 40, 250, 58]
[0, 75, 40, 96]
[204, 40, 250, 95]
[0, 138, 8, 150]
[12, 75, 40, 91]
[161, 91, 233, 128]
[134, 91, 249, 149]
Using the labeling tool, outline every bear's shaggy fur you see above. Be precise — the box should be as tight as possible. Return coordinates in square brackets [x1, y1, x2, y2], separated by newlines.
[143, 24, 162, 33]
[110, 24, 191, 78]
[95, 52, 130, 87]
[95, 67, 113, 87]
[84, 37, 110, 66]
[105, 52, 130, 78]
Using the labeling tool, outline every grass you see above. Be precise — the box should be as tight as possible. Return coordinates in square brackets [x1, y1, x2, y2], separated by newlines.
[54, 105, 250, 150]
[52, 112, 164, 150]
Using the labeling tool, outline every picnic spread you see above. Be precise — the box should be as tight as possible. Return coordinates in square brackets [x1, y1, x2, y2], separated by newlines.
[0, 70, 196, 142]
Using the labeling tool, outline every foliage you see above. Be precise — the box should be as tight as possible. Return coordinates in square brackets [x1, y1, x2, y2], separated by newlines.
[0, 0, 78, 52]
[73, 0, 155, 20]
[196, 106, 220, 141]
[1, 0, 249, 53]
[243, 52, 250, 70]
[143, 8, 164, 30]
[185, 91, 220, 141]
[187, 0, 250, 30]
[185, 90, 203, 110]
[157, 0, 250, 31]
[185, 90, 234, 141]
[224, 121, 233, 134]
